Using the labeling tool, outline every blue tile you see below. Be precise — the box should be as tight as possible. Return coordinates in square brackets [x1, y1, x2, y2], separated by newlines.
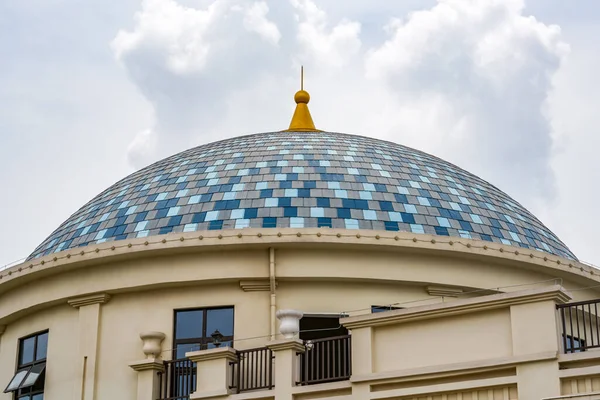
[318, 218, 332, 228]
[284, 207, 297, 217]
[209, 220, 223, 230]
[384, 221, 399, 231]
[317, 198, 330, 207]
[263, 217, 277, 228]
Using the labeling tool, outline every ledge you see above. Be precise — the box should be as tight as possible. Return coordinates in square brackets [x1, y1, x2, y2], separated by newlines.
[3, 229, 594, 294]
[239, 280, 272, 292]
[351, 351, 556, 384]
[342, 285, 571, 329]
[129, 358, 165, 372]
[190, 388, 232, 399]
[369, 376, 517, 400]
[559, 351, 600, 366]
[291, 379, 351, 394]
[266, 339, 305, 353]
[187, 347, 238, 363]
[68, 293, 111, 308]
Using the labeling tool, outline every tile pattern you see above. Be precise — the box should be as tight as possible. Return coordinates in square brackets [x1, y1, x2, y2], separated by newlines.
[28, 132, 576, 260]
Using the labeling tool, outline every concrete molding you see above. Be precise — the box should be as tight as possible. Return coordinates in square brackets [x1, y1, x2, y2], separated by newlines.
[186, 347, 238, 363]
[128, 358, 165, 372]
[559, 351, 600, 365]
[239, 280, 272, 292]
[3, 229, 595, 291]
[342, 286, 571, 329]
[351, 351, 556, 384]
[426, 285, 464, 297]
[265, 338, 305, 353]
[559, 365, 600, 379]
[369, 376, 517, 400]
[67, 293, 111, 308]
[542, 393, 600, 400]
[189, 388, 232, 399]
[290, 380, 351, 394]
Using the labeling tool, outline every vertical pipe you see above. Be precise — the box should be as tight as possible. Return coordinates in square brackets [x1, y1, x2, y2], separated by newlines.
[594, 302, 600, 345]
[269, 248, 277, 340]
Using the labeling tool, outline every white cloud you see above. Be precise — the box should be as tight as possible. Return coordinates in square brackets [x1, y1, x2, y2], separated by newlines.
[127, 128, 158, 167]
[110, 0, 283, 168]
[243, 2, 281, 45]
[291, 0, 361, 68]
[365, 0, 568, 210]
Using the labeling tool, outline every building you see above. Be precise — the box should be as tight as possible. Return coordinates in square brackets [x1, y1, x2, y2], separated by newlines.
[1, 78, 600, 400]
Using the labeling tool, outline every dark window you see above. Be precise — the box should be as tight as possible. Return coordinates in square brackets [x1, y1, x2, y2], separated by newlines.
[173, 307, 234, 358]
[564, 334, 586, 352]
[371, 305, 403, 313]
[4, 331, 48, 398]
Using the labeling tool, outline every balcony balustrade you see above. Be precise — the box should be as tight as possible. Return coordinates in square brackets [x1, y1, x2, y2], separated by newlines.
[157, 357, 196, 400]
[297, 335, 352, 385]
[229, 347, 274, 393]
[558, 298, 600, 353]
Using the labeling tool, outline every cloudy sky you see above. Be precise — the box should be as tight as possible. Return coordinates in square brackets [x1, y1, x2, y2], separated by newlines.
[1, 0, 599, 267]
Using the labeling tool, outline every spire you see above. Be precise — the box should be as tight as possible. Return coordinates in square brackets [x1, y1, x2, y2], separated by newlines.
[286, 66, 318, 131]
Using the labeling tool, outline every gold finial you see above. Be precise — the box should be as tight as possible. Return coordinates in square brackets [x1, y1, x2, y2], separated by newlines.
[286, 66, 318, 131]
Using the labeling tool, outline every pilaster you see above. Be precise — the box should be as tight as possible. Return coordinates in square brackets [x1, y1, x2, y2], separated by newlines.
[266, 339, 305, 400]
[69, 293, 111, 400]
[187, 347, 238, 399]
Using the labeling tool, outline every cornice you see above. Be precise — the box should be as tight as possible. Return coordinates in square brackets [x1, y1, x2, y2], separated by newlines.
[239, 280, 272, 292]
[68, 293, 111, 308]
[426, 285, 464, 297]
[186, 347, 237, 363]
[342, 285, 572, 329]
[129, 358, 165, 372]
[266, 338, 305, 353]
[2, 229, 595, 292]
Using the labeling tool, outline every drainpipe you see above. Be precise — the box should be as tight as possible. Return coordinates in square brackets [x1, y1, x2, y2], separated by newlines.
[269, 247, 277, 340]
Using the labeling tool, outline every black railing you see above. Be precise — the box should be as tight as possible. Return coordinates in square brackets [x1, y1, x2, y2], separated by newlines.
[297, 335, 351, 385]
[558, 299, 600, 353]
[158, 358, 196, 400]
[229, 347, 274, 393]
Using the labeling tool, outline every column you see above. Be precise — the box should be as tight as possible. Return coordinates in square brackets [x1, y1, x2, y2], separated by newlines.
[511, 297, 565, 400]
[187, 347, 238, 399]
[266, 339, 305, 400]
[68, 293, 110, 400]
[129, 331, 166, 400]
[349, 326, 373, 376]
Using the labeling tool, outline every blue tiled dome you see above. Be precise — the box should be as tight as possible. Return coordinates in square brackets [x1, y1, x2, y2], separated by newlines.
[29, 131, 576, 260]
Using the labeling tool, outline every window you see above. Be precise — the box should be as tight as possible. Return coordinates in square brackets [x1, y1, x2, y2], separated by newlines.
[4, 331, 48, 399]
[564, 334, 586, 353]
[371, 305, 403, 313]
[173, 307, 234, 358]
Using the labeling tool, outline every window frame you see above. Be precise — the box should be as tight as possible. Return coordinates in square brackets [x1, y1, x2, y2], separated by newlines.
[4, 329, 48, 398]
[564, 333, 586, 352]
[371, 305, 404, 313]
[172, 306, 234, 358]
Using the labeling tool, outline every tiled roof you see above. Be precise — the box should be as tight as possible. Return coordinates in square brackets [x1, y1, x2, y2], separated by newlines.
[29, 131, 576, 260]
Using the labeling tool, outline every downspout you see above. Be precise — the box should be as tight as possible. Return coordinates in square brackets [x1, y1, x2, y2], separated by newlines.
[269, 247, 277, 340]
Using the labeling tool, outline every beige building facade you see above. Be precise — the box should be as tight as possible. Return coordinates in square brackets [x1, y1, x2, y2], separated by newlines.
[1, 229, 600, 400]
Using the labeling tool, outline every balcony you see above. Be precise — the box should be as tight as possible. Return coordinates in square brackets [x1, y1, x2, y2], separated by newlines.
[156, 335, 351, 400]
[557, 299, 600, 353]
[128, 286, 600, 400]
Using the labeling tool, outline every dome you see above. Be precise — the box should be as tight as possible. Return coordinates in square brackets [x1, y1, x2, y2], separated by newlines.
[29, 131, 576, 260]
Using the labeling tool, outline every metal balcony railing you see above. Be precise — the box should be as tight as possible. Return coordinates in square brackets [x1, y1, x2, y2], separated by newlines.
[557, 299, 600, 353]
[157, 357, 196, 400]
[297, 335, 352, 385]
[229, 347, 274, 393]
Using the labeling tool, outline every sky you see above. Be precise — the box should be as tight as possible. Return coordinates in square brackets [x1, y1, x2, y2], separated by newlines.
[1, 0, 599, 267]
